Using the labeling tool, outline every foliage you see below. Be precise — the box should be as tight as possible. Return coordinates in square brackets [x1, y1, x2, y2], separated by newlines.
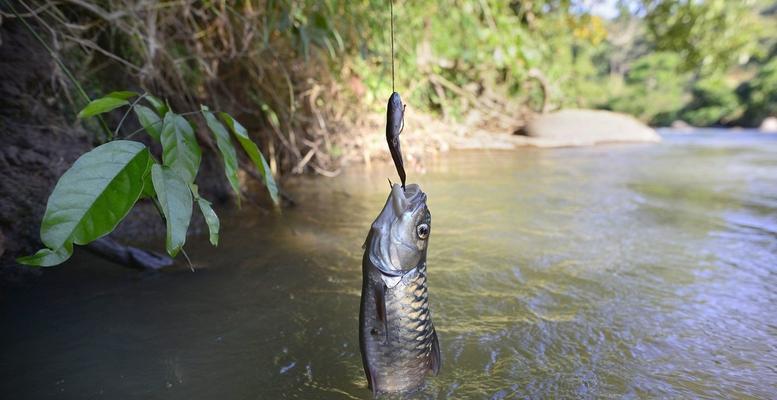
[679, 75, 741, 126]
[151, 163, 193, 258]
[19, 92, 278, 267]
[17, 140, 150, 266]
[7, 0, 777, 153]
[607, 52, 689, 123]
[737, 58, 777, 125]
[220, 113, 280, 205]
[9, 0, 777, 269]
[642, 0, 763, 75]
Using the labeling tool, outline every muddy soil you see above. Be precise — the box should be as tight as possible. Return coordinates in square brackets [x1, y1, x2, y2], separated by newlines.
[0, 22, 228, 283]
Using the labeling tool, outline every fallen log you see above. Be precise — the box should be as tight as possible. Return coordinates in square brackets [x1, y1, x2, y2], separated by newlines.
[86, 237, 174, 270]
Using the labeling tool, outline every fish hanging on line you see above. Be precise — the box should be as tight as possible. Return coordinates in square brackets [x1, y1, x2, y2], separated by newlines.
[359, 183, 440, 395]
[358, 91, 441, 396]
[386, 92, 406, 189]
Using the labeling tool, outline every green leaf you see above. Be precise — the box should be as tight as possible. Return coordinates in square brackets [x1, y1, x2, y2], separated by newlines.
[41, 140, 150, 249]
[198, 199, 219, 246]
[134, 105, 162, 141]
[201, 106, 241, 205]
[219, 112, 279, 205]
[106, 91, 139, 100]
[141, 159, 156, 199]
[190, 184, 220, 246]
[145, 95, 168, 116]
[151, 164, 193, 257]
[161, 111, 201, 184]
[77, 91, 139, 118]
[18, 141, 149, 267]
[78, 98, 127, 119]
[17, 242, 73, 267]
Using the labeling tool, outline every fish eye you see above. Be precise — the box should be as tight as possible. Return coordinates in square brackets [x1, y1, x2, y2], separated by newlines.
[416, 223, 430, 239]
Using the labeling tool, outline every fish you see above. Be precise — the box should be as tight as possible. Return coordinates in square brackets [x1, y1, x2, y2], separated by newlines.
[359, 183, 440, 395]
[386, 92, 406, 189]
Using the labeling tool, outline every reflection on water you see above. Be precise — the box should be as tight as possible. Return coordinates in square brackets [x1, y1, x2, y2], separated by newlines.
[1, 129, 776, 399]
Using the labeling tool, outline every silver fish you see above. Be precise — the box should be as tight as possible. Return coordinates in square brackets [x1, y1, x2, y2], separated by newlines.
[386, 92, 406, 189]
[359, 183, 441, 395]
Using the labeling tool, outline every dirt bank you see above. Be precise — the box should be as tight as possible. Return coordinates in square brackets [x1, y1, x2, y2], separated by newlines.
[0, 22, 228, 283]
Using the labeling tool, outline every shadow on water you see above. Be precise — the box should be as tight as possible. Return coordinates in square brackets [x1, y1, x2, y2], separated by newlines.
[1, 129, 776, 399]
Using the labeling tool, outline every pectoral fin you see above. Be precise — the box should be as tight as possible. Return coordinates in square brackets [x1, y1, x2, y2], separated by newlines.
[429, 329, 441, 376]
[374, 284, 385, 322]
[374, 283, 390, 342]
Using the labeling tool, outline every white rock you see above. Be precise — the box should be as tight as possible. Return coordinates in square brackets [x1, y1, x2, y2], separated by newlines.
[759, 116, 777, 133]
[524, 109, 661, 146]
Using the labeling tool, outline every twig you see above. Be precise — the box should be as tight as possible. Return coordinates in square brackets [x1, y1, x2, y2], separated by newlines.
[0, 1, 59, 18]
[124, 109, 204, 139]
[527, 68, 551, 114]
[180, 247, 195, 271]
[292, 147, 317, 174]
[311, 163, 341, 177]
[61, 33, 143, 72]
[7, 0, 112, 139]
[115, 93, 147, 138]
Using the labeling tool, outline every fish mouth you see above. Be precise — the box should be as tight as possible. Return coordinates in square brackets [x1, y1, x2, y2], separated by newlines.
[389, 183, 426, 215]
[368, 183, 427, 278]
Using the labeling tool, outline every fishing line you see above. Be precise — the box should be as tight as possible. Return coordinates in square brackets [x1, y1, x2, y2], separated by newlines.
[390, 0, 395, 92]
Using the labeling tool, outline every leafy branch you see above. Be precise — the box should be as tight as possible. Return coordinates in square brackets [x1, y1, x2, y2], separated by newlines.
[18, 91, 279, 267]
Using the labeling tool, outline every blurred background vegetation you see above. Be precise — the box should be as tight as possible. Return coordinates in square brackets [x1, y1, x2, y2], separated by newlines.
[2, 0, 776, 174]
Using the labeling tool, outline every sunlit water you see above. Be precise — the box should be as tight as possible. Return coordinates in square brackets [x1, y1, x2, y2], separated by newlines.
[2, 129, 776, 399]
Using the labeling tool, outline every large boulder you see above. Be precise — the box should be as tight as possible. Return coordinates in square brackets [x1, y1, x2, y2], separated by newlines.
[524, 109, 660, 146]
[759, 116, 777, 133]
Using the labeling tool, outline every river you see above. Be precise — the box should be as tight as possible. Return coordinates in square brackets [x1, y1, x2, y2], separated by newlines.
[1, 129, 775, 399]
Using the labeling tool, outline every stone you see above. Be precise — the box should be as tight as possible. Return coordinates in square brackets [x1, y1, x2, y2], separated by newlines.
[524, 109, 661, 146]
[759, 116, 777, 133]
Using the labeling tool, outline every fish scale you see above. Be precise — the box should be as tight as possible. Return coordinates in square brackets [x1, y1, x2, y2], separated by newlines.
[360, 184, 440, 395]
[370, 264, 436, 391]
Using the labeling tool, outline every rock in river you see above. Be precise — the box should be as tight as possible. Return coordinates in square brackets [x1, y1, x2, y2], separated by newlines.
[523, 109, 661, 146]
[759, 116, 777, 133]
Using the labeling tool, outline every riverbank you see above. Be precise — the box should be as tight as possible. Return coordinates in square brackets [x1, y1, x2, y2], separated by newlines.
[0, 21, 736, 280]
[0, 105, 658, 280]
[0, 59, 663, 280]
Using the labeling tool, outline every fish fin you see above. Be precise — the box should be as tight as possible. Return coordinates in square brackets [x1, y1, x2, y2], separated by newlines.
[374, 284, 385, 322]
[362, 229, 374, 250]
[429, 329, 441, 376]
[374, 283, 389, 343]
[365, 362, 378, 396]
[400, 104, 406, 133]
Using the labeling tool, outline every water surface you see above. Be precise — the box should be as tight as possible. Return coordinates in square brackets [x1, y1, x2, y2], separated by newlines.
[2, 129, 776, 399]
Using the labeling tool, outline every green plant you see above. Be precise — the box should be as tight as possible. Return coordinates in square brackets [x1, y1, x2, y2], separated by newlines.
[737, 57, 777, 125]
[680, 75, 741, 126]
[607, 52, 690, 123]
[642, 0, 764, 75]
[17, 91, 278, 267]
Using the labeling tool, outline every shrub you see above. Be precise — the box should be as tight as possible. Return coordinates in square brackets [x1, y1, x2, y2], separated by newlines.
[18, 92, 278, 267]
[680, 75, 741, 126]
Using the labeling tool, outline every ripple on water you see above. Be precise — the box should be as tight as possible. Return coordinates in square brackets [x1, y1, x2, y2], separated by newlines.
[1, 132, 776, 399]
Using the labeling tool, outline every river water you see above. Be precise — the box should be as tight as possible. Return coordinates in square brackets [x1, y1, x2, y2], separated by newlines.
[2, 129, 776, 399]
